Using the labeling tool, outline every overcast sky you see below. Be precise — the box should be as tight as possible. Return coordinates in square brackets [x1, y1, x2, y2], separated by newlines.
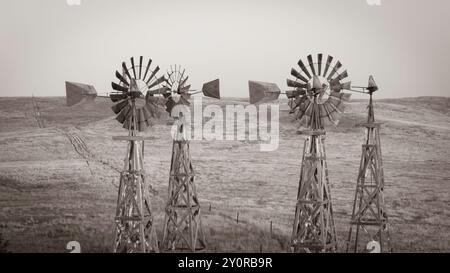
[0, 0, 449, 99]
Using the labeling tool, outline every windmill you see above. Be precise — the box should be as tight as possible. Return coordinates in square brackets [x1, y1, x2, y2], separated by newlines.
[249, 53, 351, 253]
[158, 65, 220, 252]
[345, 76, 391, 253]
[109, 56, 167, 253]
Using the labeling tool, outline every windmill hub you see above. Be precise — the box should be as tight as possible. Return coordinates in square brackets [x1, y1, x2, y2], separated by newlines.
[171, 90, 182, 103]
[130, 79, 149, 93]
[308, 75, 330, 102]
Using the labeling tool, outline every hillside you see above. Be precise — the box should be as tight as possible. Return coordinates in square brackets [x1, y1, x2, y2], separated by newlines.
[0, 96, 449, 252]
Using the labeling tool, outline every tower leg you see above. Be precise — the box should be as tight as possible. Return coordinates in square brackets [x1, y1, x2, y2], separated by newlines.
[291, 132, 337, 253]
[113, 140, 159, 253]
[346, 124, 391, 253]
[162, 139, 206, 252]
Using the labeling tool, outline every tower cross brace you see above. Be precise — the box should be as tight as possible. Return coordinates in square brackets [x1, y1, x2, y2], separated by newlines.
[162, 117, 206, 252]
[346, 93, 391, 253]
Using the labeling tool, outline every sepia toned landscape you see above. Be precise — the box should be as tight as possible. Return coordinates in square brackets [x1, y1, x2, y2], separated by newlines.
[0, 96, 449, 253]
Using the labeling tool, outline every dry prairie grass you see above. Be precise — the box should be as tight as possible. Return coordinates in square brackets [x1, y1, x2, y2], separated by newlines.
[0, 96, 449, 252]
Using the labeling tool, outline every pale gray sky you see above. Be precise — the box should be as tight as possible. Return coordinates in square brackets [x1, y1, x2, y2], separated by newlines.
[0, 0, 449, 98]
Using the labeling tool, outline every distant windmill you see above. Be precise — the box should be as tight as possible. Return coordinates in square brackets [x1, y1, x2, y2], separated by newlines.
[346, 76, 391, 253]
[159, 65, 220, 252]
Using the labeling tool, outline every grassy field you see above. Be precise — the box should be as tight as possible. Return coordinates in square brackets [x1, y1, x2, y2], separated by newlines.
[0, 96, 449, 252]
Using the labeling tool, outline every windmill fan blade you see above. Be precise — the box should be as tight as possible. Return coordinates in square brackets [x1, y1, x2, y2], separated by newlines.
[297, 100, 312, 121]
[116, 104, 131, 124]
[287, 79, 307, 89]
[111, 82, 129, 92]
[327, 96, 346, 113]
[298, 59, 312, 79]
[122, 62, 132, 80]
[179, 68, 186, 85]
[327, 61, 342, 81]
[368, 75, 378, 92]
[180, 93, 191, 105]
[318, 104, 332, 126]
[110, 93, 128, 103]
[304, 100, 313, 117]
[143, 58, 152, 82]
[318, 54, 323, 76]
[289, 98, 298, 112]
[180, 84, 191, 93]
[290, 95, 308, 113]
[115, 71, 130, 86]
[330, 91, 352, 102]
[331, 81, 352, 92]
[323, 55, 334, 78]
[325, 103, 341, 126]
[307, 55, 316, 76]
[111, 99, 129, 114]
[291, 68, 309, 83]
[123, 115, 133, 130]
[138, 56, 143, 79]
[331, 70, 349, 84]
[130, 57, 137, 79]
[179, 76, 189, 89]
[165, 97, 176, 113]
[146, 66, 160, 85]
[148, 75, 166, 89]
[202, 79, 220, 99]
[144, 102, 156, 118]
[148, 86, 170, 95]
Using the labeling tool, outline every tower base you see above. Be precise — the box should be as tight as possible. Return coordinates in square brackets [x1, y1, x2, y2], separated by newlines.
[346, 123, 391, 253]
[291, 131, 337, 253]
[113, 138, 159, 253]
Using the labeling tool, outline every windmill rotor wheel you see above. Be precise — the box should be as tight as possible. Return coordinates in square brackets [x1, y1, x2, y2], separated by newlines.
[162, 65, 192, 114]
[287, 53, 352, 127]
[110, 56, 166, 131]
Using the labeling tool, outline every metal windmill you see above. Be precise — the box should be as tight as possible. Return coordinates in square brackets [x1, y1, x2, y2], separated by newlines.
[159, 65, 220, 252]
[346, 76, 391, 253]
[109, 56, 166, 253]
[249, 53, 351, 253]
